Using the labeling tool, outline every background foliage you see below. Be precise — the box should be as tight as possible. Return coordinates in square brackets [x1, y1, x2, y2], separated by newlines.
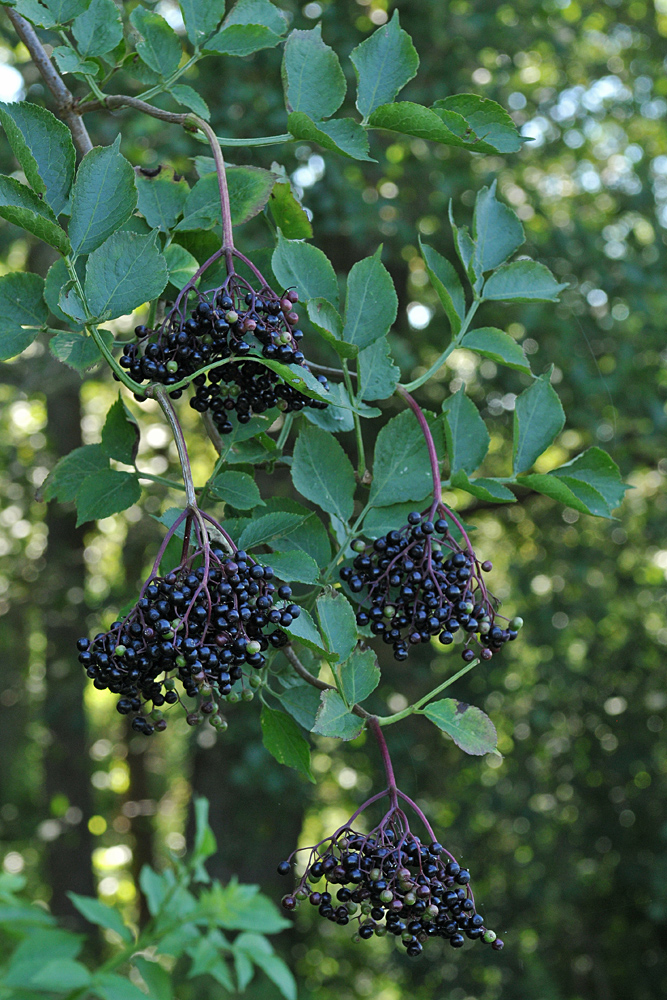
[0, 1, 665, 999]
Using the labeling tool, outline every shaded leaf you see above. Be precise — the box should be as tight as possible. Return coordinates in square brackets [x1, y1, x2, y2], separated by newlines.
[179, 0, 225, 44]
[287, 112, 374, 162]
[357, 337, 400, 401]
[135, 166, 189, 231]
[282, 24, 346, 120]
[49, 329, 113, 372]
[368, 410, 435, 507]
[210, 471, 264, 510]
[513, 371, 565, 475]
[0, 271, 48, 361]
[291, 425, 356, 522]
[276, 683, 321, 731]
[42, 444, 109, 503]
[418, 238, 465, 335]
[461, 327, 531, 373]
[351, 10, 419, 118]
[268, 177, 313, 239]
[238, 511, 305, 549]
[75, 469, 141, 525]
[342, 247, 398, 350]
[261, 705, 315, 782]
[67, 893, 132, 943]
[69, 137, 137, 256]
[317, 590, 357, 663]
[423, 698, 499, 755]
[0, 175, 70, 253]
[339, 648, 379, 706]
[313, 690, 364, 741]
[101, 396, 139, 465]
[483, 260, 568, 302]
[130, 7, 182, 77]
[432, 94, 522, 154]
[472, 179, 524, 273]
[258, 550, 320, 585]
[281, 606, 329, 657]
[450, 470, 516, 503]
[442, 388, 490, 475]
[85, 231, 168, 320]
[0, 100, 75, 215]
[272, 232, 338, 305]
[72, 0, 122, 58]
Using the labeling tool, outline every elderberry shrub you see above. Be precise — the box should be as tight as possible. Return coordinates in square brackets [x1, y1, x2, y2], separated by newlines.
[119, 268, 328, 432]
[341, 509, 523, 662]
[76, 518, 300, 734]
[278, 809, 503, 956]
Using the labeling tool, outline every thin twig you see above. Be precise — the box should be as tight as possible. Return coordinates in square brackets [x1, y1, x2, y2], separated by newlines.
[78, 94, 190, 125]
[5, 8, 93, 156]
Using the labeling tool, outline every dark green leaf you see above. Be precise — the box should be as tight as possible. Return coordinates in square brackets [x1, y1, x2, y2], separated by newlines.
[343, 247, 398, 350]
[136, 166, 189, 231]
[350, 10, 419, 119]
[0, 175, 70, 253]
[461, 327, 530, 373]
[363, 502, 419, 538]
[45, 258, 80, 326]
[72, 0, 122, 58]
[513, 372, 566, 475]
[450, 470, 516, 503]
[281, 606, 329, 657]
[101, 396, 139, 465]
[49, 329, 113, 372]
[186, 932, 232, 986]
[0, 271, 47, 361]
[483, 260, 569, 302]
[205, 22, 283, 56]
[272, 232, 338, 305]
[75, 469, 141, 525]
[7, 928, 83, 969]
[423, 698, 498, 755]
[273, 507, 331, 566]
[268, 177, 313, 239]
[448, 201, 477, 281]
[42, 444, 109, 503]
[258, 550, 320, 585]
[0, 101, 75, 215]
[130, 7, 182, 77]
[238, 511, 305, 549]
[339, 647, 379, 706]
[193, 796, 217, 866]
[277, 682, 321, 730]
[44, 0, 90, 21]
[282, 24, 346, 120]
[317, 590, 357, 663]
[52, 44, 100, 78]
[303, 382, 356, 434]
[517, 472, 597, 516]
[69, 137, 137, 256]
[133, 957, 172, 1000]
[369, 101, 478, 149]
[356, 337, 400, 402]
[306, 296, 354, 358]
[261, 705, 315, 782]
[176, 167, 275, 230]
[139, 866, 170, 917]
[368, 410, 435, 507]
[164, 244, 199, 287]
[442, 387, 490, 475]
[472, 179, 524, 273]
[85, 231, 168, 320]
[548, 447, 629, 517]
[291, 425, 356, 522]
[7, 0, 60, 27]
[313, 691, 364, 741]
[91, 972, 148, 1000]
[210, 471, 264, 510]
[418, 238, 465, 335]
[287, 113, 374, 162]
[179, 0, 225, 45]
[169, 83, 210, 120]
[432, 94, 522, 154]
[208, 0, 287, 54]
[67, 893, 132, 943]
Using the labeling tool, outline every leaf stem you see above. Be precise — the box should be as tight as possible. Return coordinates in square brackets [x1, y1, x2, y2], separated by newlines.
[342, 359, 366, 479]
[368, 717, 398, 806]
[399, 299, 479, 393]
[375, 658, 480, 725]
[153, 388, 197, 508]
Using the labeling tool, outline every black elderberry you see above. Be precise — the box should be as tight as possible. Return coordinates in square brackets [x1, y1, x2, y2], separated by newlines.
[340, 509, 522, 663]
[280, 794, 500, 959]
[128, 262, 328, 430]
[76, 512, 301, 736]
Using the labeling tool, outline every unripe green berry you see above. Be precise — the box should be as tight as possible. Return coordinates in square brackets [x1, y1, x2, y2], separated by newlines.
[360, 902, 372, 915]
[114, 645, 126, 657]
[402, 930, 413, 942]
[227, 692, 240, 704]
[166, 360, 178, 373]
[241, 689, 254, 703]
[479, 621, 491, 635]
[370, 868, 381, 881]
[483, 929, 497, 943]
[249, 674, 262, 689]
[374, 924, 387, 937]
[510, 616, 524, 630]
[307, 870, 322, 883]
[164, 677, 176, 689]
[151, 709, 163, 721]
[175, 656, 186, 669]
[225, 310, 238, 324]
[351, 539, 366, 552]
[346, 901, 358, 916]
[403, 891, 416, 906]
[380, 889, 393, 904]
[383, 605, 396, 619]
[210, 714, 228, 730]
[246, 640, 261, 654]
[295, 888, 309, 900]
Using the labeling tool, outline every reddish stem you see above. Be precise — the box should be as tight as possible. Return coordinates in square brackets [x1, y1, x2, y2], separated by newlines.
[369, 717, 398, 808]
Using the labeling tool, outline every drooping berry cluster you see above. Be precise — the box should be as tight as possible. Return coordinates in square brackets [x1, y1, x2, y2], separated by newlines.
[76, 512, 299, 734]
[341, 508, 522, 662]
[278, 797, 502, 956]
[119, 261, 328, 432]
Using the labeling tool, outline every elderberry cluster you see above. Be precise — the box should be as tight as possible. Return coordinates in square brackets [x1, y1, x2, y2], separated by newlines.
[278, 819, 502, 956]
[76, 546, 299, 735]
[119, 276, 328, 432]
[341, 509, 522, 662]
